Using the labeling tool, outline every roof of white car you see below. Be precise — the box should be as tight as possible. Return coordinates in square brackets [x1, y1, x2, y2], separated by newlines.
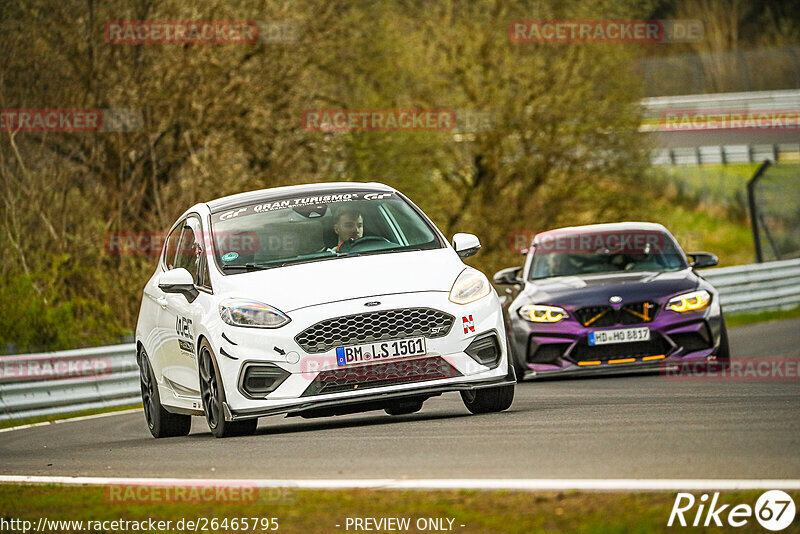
[535, 222, 670, 238]
[205, 182, 395, 213]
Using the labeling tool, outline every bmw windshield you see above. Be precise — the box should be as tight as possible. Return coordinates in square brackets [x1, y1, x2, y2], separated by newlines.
[209, 190, 444, 272]
[529, 230, 688, 279]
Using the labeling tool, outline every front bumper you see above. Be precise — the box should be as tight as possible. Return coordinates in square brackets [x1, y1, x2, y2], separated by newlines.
[224, 370, 515, 421]
[207, 290, 511, 417]
[510, 297, 724, 379]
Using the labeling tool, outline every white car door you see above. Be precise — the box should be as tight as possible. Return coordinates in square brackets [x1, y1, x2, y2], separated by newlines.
[160, 216, 206, 397]
[146, 220, 183, 383]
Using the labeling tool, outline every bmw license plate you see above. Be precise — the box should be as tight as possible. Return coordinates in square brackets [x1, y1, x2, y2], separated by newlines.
[335, 337, 426, 366]
[589, 327, 650, 346]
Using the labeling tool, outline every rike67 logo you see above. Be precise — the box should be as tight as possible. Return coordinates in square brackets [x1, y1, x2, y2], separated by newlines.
[668, 490, 796, 531]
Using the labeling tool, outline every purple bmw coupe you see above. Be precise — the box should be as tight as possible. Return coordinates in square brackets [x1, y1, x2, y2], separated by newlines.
[494, 222, 730, 379]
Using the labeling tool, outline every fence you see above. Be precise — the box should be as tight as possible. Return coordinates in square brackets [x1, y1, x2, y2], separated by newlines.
[637, 47, 800, 97]
[2, 259, 799, 423]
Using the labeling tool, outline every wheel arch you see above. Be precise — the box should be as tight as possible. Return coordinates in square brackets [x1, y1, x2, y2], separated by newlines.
[196, 334, 210, 352]
[136, 340, 148, 367]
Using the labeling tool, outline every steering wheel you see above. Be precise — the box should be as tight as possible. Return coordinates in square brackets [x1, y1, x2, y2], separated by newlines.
[337, 236, 396, 253]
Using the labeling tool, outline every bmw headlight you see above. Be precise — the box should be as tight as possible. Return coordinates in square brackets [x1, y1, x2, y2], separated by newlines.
[518, 304, 568, 323]
[219, 298, 291, 328]
[666, 290, 711, 313]
[449, 268, 491, 304]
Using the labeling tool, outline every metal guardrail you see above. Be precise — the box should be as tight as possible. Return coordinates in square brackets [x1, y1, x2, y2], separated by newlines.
[702, 258, 800, 314]
[651, 144, 800, 166]
[642, 89, 800, 115]
[1, 259, 799, 423]
[0, 344, 139, 423]
[642, 89, 800, 165]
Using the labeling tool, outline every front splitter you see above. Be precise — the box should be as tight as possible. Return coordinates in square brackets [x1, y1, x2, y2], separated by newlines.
[223, 370, 516, 421]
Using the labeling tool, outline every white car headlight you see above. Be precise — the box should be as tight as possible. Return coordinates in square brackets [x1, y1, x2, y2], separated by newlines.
[449, 268, 491, 305]
[518, 304, 568, 323]
[666, 290, 711, 313]
[219, 298, 291, 328]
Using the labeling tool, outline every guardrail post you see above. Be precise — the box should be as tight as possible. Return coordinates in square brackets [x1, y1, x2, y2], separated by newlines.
[747, 160, 771, 263]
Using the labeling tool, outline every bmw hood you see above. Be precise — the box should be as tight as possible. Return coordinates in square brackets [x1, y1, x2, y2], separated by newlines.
[523, 269, 699, 307]
[216, 248, 466, 312]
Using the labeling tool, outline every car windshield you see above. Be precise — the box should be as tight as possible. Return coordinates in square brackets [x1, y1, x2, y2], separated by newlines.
[209, 190, 443, 272]
[529, 230, 687, 279]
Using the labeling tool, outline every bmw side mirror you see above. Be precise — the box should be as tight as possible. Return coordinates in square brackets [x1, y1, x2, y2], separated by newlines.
[493, 267, 523, 285]
[158, 268, 199, 302]
[687, 252, 718, 269]
[452, 233, 481, 258]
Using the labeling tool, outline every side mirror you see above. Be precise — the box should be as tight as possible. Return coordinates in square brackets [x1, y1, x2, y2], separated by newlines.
[493, 267, 523, 285]
[452, 233, 481, 258]
[687, 252, 718, 269]
[158, 268, 199, 302]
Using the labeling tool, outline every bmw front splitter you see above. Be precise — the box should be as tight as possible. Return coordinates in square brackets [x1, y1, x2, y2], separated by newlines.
[521, 354, 721, 380]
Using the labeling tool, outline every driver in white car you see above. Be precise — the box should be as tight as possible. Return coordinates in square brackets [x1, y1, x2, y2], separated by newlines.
[331, 207, 364, 252]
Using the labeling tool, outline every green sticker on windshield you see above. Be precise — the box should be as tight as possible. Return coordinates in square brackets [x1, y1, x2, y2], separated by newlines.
[222, 252, 239, 262]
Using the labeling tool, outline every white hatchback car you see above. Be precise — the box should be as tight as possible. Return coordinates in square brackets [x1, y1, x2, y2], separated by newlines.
[135, 182, 515, 438]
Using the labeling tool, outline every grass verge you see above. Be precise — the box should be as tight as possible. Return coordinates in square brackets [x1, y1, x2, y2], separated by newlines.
[1, 484, 796, 533]
[726, 306, 800, 328]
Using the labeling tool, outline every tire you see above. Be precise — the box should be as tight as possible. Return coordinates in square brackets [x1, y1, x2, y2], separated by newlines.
[714, 316, 731, 366]
[460, 384, 515, 414]
[384, 398, 424, 416]
[138, 349, 191, 438]
[198, 340, 258, 438]
[507, 335, 527, 381]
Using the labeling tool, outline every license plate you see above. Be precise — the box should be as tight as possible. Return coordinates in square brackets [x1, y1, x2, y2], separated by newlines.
[335, 337, 426, 366]
[588, 327, 650, 346]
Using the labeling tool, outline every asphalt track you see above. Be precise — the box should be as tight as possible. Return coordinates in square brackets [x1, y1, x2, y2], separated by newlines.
[1, 319, 798, 480]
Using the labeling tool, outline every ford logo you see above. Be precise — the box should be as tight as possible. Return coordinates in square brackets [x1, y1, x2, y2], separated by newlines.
[364, 301, 381, 307]
[609, 295, 622, 303]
